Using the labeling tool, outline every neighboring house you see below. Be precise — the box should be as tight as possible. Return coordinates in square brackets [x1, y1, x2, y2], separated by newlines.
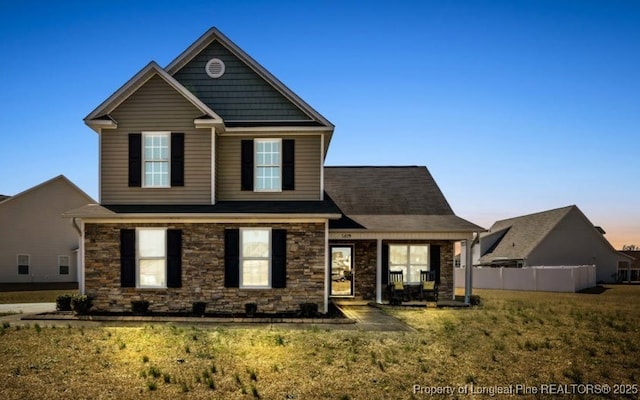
[66, 27, 481, 313]
[469, 205, 632, 283]
[618, 251, 639, 283]
[0, 175, 95, 283]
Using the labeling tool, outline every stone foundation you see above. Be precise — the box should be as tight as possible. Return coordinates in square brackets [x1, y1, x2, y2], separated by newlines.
[84, 222, 326, 313]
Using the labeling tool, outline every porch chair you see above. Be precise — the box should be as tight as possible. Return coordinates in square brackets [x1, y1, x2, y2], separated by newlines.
[388, 270, 406, 304]
[420, 270, 438, 302]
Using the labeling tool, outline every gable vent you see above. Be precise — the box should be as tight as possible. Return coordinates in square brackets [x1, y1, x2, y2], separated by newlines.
[205, 58, 225, 78]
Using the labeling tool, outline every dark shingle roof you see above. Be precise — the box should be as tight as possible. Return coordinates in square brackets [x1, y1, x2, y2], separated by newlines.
[478, 205, 575, 263]
[324, 166, 482, 232]
[324, 166, 453, 215]
[0, 195, 10, 203]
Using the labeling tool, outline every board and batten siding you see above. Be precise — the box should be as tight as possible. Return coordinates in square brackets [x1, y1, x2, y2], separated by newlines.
[216, 135, 322, 201]
[102, 75, 212, 205]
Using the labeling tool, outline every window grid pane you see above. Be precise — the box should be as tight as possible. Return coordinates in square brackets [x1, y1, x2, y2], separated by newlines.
[240, 229, 271, 288]
[242, 260, 269, 287]
[255, 139, 281, 191]
[143, 133, 169, 187]
[137, 229, 167, 288]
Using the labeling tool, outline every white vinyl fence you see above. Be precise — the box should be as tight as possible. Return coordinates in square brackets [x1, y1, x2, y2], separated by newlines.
[455, 265, 596, 293]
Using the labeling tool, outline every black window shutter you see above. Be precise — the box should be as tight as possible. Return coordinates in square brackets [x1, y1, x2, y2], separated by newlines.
[128, 134, 142, 187]
[241, 140, 254, 191]
[224, 229, 240, 288]
[381, 243, 389, 286]
[271, 229, 287, 288]
[430, 245, 441, 284]
[171, 133, 185, 187]
[120, 229, 136, 287]
[167, 230, 182, 288]
[282, 139, 295, 190]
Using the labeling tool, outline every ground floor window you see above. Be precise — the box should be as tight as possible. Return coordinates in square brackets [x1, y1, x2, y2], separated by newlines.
[618, 267, 640, 282]
[389, 245, 428, 283]
[59, 255, 70, 275]
[240, 228, 271, 288]
[17, 254, 29, 275]
[137, 228, 167, 288]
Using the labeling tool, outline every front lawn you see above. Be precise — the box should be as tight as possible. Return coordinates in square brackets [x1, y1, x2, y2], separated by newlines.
[0, 286, 638, 399]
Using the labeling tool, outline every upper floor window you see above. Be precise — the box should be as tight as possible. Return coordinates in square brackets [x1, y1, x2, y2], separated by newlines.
[255, 139, 281, 191]
[143, 132, 170, 187]
[128, 132, 184, 188]
[241, 139, 294, 192]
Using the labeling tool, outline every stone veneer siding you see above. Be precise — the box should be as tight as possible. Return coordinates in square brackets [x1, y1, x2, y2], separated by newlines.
[84, 222, 326, 313]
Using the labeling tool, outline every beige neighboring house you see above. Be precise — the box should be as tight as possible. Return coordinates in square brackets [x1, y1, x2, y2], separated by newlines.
[0, 175, 94, 283]
[469, 205, 632, 283]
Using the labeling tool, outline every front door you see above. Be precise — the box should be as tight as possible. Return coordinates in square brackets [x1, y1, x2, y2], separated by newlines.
[330, 245, 354, 296]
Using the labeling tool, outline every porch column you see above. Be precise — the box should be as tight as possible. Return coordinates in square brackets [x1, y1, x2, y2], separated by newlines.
[464, 238, 473, 304]
[324, 220, 329, 313]
[376, 238, 382, 304]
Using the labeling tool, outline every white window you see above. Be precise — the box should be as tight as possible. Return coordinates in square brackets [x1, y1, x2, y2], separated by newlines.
[389, 245, 429, 283]
[137, 228, 167, 288]
[59, 255, 70, 275]
[17, 254, 29, 275]
[255, 139, 281, 192]
[240, 228, 271, 288]
[143, 132, 170, 187]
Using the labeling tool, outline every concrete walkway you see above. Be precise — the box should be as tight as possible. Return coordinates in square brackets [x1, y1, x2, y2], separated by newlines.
[336, 305, 414, 332]
[0, 302, 55, 314]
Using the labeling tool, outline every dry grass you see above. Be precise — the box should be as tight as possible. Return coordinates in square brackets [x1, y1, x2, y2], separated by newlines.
[0, 286, 638, 399]
[0, 290, 76, 304]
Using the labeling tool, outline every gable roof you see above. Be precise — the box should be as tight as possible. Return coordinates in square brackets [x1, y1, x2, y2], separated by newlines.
[0, 175, 95, 208]
[165, 27, 333, 130]
[84, 61, 224, 133]
[478, 206, 575, 263]
[324, 166, 483, 232]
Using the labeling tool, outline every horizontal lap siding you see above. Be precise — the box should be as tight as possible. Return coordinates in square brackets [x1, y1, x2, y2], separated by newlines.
[102, 75, 211, 204]
[216, 135, 321, 200]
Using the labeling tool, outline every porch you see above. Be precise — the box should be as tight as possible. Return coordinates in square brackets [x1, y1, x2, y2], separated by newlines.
[327, 235, 476, 306]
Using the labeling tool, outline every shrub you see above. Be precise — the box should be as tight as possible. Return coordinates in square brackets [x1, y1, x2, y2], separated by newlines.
[245, 303, 258, 317]
[71, 295, 93, 315]
[131, 300, 150, 315]
[192, 301, 207, 316]
[299, 303, 318, 318]
[56, 294, 74, 311]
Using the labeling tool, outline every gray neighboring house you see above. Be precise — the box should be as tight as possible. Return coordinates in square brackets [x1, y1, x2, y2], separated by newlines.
[470, 205, 632, 283]
[0, 175, 95, 283]
[618, 250, 639, 283]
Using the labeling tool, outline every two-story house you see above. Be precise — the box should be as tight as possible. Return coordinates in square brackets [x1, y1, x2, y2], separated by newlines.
[66, 28, 482, 313]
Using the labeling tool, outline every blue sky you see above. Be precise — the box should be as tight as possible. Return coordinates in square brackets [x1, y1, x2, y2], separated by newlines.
[0, 0, 638, 247]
